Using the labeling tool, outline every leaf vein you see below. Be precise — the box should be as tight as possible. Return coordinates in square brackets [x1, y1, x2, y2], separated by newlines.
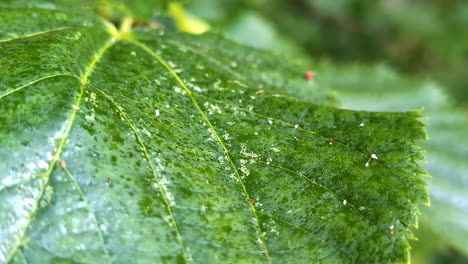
[164, 40, 246, 83]
[256, 211, 352, 263]
[92, 87, 191, 264]
[62, 166, 112, 263]
[160, 40, 392, 169]
[233, 152, 377, 226]
[5, 37, 115, 263]
[0, 27, 69, 44]
[197, 93, 388, 168]
[0, 74, 78, 101]
[127, 39, 273, 263]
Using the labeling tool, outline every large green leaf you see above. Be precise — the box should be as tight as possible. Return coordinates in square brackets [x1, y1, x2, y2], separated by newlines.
[0, 2, 428, 263]
[181, 2, 468, 257]
[315, 63, 468, 257]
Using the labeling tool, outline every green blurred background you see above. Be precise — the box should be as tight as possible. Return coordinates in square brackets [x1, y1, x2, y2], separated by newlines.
[185, 0, 468, 107]
[168, 0, 468, 263]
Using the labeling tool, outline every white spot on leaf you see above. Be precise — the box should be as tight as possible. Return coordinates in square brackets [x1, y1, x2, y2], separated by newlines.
[38, 160, 49, 170]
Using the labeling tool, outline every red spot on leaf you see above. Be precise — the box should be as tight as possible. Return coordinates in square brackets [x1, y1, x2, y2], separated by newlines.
[304, 71, 314, 80]
[249, 199, 255, 204]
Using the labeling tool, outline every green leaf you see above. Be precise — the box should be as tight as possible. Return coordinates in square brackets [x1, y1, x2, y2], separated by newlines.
[315, 63, 468, 257]
[0, 3, 428, 263]
[0, 0, 173, 22]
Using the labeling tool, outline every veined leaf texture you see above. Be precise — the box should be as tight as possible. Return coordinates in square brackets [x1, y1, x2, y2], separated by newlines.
[0, 1, 429, 263]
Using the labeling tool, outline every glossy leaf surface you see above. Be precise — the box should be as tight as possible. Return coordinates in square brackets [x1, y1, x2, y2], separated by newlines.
[0, 2, 428, 263]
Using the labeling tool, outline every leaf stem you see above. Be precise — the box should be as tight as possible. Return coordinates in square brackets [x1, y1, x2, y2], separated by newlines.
[119, 17, 133, 34]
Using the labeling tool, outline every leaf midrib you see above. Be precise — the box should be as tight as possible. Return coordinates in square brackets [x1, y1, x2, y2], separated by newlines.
[162, 39, 399, 171]
[125, 36, 408, 263]
[130, 36, 422, 262]
[126, 38, 274, 263]
[124, 43, 392, 229]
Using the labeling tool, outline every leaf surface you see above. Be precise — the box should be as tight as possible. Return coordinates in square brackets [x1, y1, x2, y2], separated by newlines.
[316, 63, 468, 257]
[0, 0, 172, 21]
[0, 3, 428, 263]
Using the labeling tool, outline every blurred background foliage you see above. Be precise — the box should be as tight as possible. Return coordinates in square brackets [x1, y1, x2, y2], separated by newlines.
[184, 0, 468, 107]
[165, 0, 468, 263]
